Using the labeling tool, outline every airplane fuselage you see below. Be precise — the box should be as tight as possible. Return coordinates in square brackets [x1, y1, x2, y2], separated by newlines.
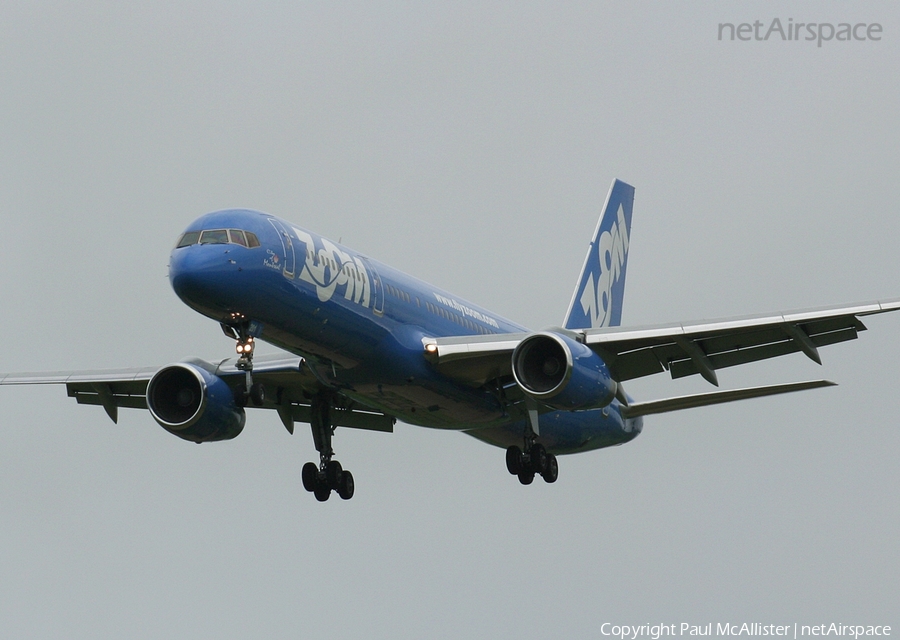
[169, 209, 642, 454]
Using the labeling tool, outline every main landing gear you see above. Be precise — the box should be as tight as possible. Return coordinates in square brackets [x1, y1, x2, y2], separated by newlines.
[504, 400, 558, 485]
[300, 394, 355, 501]
[506, 442, 559, 484]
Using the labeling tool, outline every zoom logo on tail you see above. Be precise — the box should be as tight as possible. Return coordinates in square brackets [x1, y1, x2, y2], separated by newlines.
[563, 179, 635, 330]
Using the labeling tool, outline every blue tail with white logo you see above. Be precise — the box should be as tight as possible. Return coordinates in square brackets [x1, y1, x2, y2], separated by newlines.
[563, 179, 635, 330]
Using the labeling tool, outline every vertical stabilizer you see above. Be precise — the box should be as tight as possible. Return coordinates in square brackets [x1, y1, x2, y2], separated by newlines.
[563, 179, 635, 330]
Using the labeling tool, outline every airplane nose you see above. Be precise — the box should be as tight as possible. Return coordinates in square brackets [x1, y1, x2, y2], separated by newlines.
[169, 246, 238, 315]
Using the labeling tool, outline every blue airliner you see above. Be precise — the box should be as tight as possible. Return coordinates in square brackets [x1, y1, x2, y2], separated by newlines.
[3, 180, 898, 501]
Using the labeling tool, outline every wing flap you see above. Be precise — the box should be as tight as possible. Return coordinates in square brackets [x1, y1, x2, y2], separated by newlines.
[66, 379, 150, 397]
[70, 389, 149, 410]
[273, 403, 395, 433]
[667, 326, 859, 380]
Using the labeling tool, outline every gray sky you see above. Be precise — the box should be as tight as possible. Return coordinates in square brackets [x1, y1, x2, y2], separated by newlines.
[1, 2, 898, 637]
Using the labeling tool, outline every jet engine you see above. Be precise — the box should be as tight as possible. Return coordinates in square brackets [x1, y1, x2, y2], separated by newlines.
[146, 360, 245, 443]
[511, 332, 617, 411]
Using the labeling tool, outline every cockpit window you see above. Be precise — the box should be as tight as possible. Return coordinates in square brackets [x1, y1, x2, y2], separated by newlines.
[176, 231, 201, 248]
[228, 229, 248, 247]
[175, 228, 262, 249]
[199, 229, 229, 244]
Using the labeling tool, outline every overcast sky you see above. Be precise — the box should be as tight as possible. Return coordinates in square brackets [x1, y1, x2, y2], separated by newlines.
[1, 2, 898, 638]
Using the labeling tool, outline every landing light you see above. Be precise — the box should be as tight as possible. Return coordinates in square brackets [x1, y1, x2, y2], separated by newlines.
[236, 339, 255, 355]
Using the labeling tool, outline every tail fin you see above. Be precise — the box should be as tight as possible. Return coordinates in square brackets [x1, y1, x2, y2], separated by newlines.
[563, 179, 635, 330]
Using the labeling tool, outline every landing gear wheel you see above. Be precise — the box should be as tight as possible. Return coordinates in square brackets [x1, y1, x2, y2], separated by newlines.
[542, 454, 559, 483]
[301, 462, 318, 492]
[305, 393, 356, 502]
[313, 482, 331, 502]
[518, 470, 535, 485]
[530, 443, 548, 475]
[506, 446, 523, 475]
[249, 382, 266, 406]
[325, 460, 343, 489]
[338, 470, 355, 500]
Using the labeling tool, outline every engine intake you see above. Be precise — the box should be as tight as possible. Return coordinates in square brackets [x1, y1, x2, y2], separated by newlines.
[147, 360, 245, 443]
[511, 332, 617, 411]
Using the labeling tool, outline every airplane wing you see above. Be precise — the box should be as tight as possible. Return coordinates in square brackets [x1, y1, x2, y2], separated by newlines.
[0, 354, 394, 433]
[424, 298, 900, 387]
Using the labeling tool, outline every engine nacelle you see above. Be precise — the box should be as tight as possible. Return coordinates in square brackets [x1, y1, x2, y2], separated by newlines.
[147, 360, 245, 443]
[511, 332, 617, 411]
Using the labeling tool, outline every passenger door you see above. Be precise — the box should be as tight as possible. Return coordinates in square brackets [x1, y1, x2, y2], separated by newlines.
[267, 219, 296, 279]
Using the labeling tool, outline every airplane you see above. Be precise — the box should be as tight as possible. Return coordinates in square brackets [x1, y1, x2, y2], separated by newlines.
[2, 179, 898, 501]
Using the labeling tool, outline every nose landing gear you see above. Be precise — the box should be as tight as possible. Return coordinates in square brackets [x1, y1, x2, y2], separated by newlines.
[222, 320, 266, 407]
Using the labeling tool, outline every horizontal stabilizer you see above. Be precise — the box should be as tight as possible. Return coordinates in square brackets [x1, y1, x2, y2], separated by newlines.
[620, 379, 836, 418]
